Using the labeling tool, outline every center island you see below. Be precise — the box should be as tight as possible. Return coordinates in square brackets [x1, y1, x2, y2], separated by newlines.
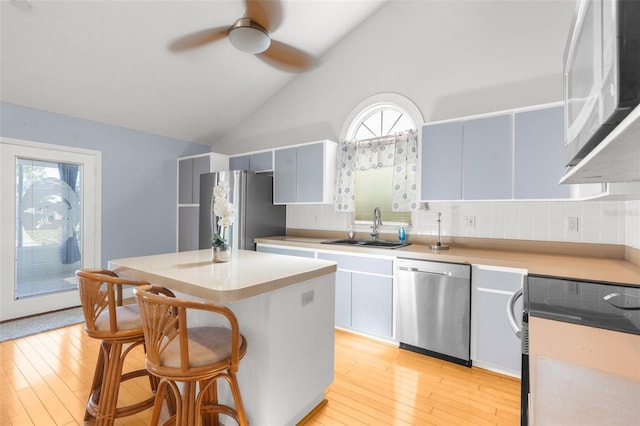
[109, 248, 337, 425]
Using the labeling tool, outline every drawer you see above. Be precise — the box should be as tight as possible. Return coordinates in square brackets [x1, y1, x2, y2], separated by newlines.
[474, 266, 525, 293]
[257, 245, 315, 259]
[318, 252, 393, 276]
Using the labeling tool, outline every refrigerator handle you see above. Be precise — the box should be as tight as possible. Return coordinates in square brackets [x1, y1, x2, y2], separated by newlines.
[507, 288, 523, 339]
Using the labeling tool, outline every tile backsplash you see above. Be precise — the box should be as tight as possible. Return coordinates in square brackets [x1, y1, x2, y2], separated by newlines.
[287, 199, 640, 249]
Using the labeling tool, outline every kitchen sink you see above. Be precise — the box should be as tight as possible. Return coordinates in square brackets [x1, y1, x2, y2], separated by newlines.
[321, 238, 410, 249]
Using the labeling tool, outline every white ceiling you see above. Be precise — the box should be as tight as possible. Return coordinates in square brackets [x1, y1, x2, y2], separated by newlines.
[1, 0, 385, 145]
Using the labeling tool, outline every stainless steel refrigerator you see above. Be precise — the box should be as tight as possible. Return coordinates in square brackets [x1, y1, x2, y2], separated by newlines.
[199, 170, 286, 250]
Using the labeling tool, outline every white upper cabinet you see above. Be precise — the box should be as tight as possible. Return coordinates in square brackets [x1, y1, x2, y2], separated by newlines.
[421, 121, 463, 201]
[514, 106, 570, 199]
[178, 155, 209, 204]
[229, 150, 273, 172]
[273, 140, 337, 204]
[420, 104, 571, 201]
[178, 153, 229, 204]
[463, 114, 512, 200]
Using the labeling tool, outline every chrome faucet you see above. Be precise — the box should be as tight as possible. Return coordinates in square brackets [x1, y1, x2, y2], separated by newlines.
[371, 207, 383, 239]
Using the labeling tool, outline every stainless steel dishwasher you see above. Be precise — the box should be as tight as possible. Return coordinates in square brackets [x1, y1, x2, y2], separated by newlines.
[396, 258, 471, 366]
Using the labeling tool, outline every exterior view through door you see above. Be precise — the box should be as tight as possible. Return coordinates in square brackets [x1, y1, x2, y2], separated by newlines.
[17, 158, 82, 297]
[0, 139, 100, 321]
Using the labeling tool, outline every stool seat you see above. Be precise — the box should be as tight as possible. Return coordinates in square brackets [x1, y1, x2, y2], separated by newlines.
[134, 284, 248, 426]
[160, 326, 235, 370]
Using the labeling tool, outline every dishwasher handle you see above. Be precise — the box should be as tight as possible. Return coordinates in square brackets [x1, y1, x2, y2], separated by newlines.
[507, 288, 523, 339]
[397, 266, 452, 277]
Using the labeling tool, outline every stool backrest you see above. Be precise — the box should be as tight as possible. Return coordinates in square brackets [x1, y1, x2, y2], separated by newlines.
[133, 284, 243, 378]
[76, 269, 150, 340]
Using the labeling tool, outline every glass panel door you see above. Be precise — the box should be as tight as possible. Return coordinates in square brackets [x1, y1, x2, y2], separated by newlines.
[16, 158, 83, 298]
[1, 139, 100, 321]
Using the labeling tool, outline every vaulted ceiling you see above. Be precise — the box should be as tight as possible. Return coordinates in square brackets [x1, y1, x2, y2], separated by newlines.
[1, 0, 385, 144]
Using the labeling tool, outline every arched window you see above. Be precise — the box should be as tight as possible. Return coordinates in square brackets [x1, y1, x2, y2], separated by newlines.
[347, 105, 415, 141]
[337, 94, 423, 225]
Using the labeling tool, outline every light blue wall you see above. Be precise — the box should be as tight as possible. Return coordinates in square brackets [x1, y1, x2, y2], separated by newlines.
[1, 102, 211, 267]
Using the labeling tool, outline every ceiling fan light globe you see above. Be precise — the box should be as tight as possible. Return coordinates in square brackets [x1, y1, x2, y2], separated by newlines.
[229, 25, 271, 54]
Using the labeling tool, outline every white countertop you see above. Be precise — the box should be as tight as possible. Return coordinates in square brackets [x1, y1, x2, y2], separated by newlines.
[256, 235, 640, 287]
[108, 248, 337, 302]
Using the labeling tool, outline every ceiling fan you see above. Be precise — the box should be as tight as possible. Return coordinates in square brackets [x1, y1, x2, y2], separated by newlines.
[169, 0, 314, 73]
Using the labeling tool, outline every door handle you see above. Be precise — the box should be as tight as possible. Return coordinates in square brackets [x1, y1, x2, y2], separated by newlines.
[507, 288, 523, 339]
[604, 293, 640, 310]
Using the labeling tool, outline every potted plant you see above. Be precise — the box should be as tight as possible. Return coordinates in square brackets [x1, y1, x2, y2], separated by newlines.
[212, 182, 235, 262]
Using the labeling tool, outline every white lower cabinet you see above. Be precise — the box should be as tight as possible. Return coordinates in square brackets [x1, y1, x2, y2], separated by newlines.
[351, 273, 393, 337]
[256, 244, 394, 339]
[318, 252, 393, 339]
[472, 265, 525, 377]
[334, 270, 352, 328]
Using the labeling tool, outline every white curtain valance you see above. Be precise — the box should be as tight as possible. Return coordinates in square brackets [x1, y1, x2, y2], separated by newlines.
[391, 130, 419, 212]
[334, 129, 418, 213]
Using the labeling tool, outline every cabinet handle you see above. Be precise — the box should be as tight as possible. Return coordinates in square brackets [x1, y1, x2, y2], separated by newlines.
[603, 293, 640, 310]
[507, 288, 523, 339]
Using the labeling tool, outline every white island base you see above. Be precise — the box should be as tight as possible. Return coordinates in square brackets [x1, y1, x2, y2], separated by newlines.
[199, 273, 336, 425]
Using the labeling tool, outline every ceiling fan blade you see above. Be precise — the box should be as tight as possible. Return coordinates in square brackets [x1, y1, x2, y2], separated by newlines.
[168, 27, 229, 52]
[245, 0, 282, 33]
[257, 40, 315, 73]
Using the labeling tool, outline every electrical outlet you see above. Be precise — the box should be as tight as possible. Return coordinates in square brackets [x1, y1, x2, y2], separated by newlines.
[567, 217, 579, 232]
[301, 290, 314, 306]
[464, 216, 476, 229]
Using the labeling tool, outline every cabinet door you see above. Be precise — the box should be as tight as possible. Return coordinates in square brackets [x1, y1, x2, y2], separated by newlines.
[351, 273, 393, 338]
[178, 206, 199, 251]
[475, 290, 522, 375]
[192, 155, 210, 204]
[230, 155, 250, 171]
[514, 106, 570, 199]
[274, 147, 297, 203]
[473, 267, 523, 376]
[250, 151, 273, 171]
[463, 115, 512, 200]
[178, 158, 193, 204]
[335, 271, 352, 328]
[421, 121, 463, 200]
[296, 143, 324, 202]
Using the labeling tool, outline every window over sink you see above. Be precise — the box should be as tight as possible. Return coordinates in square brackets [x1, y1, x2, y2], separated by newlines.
[337, 93, 423, 225]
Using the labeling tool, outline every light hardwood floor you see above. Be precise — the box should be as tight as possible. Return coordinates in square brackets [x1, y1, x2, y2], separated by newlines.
[0, 325, 520, 425]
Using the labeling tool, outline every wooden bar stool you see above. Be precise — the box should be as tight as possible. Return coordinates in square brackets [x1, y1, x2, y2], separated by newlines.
[133, 284, 249, 426]
[76, 269, 173, 425]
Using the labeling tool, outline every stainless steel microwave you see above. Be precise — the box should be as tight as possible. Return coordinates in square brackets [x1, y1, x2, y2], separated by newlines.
[563, 0, 640, 167]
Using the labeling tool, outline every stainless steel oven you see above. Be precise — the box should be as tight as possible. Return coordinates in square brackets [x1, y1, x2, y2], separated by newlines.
[511, 275, 640, 425]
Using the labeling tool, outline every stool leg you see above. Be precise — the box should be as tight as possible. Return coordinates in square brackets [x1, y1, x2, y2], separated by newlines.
[227, 371, 248, 426]
[200, 380, 219, 426]
[95, 341, 124, 425]
[149, 379, 169, 426]
[176, 381, 198, 426]
[85, 344, 106, 421]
